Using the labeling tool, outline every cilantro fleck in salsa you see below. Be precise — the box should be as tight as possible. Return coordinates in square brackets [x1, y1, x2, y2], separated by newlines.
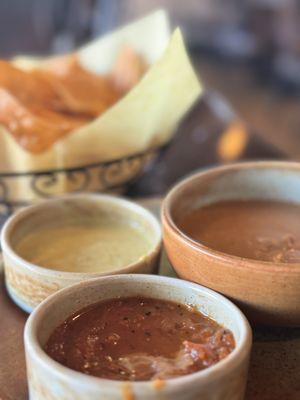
[45, 297, 235, 381]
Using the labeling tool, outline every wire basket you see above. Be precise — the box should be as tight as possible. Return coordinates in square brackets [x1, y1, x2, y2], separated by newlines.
[0, 147, 160, 226]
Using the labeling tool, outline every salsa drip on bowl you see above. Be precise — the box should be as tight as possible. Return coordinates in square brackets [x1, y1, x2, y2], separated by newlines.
[45, 296, 235, 381]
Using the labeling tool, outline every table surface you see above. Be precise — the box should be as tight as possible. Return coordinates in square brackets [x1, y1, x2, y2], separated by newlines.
[195, 59, 300, 160]
[1, 199, 300, 400]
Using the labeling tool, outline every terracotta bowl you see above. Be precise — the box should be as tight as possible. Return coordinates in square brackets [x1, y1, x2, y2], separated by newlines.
[1, 194, 161, 313]
[162, 161, 300, 326]
[24, 274, 252, 400]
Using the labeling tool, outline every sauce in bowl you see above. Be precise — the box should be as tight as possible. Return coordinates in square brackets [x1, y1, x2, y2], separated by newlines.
[45, 297, 235, 381]
[180, 200, 300, 263]
[15, 216, 151, 273]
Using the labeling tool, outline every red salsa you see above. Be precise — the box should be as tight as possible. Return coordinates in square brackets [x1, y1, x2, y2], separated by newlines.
[45, 297, 235, 381]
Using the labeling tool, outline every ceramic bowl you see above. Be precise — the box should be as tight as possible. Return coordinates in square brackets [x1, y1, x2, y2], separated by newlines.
[24, 274, 252, 400]
[1, 194, 161, 313]
[162, 161, 300, 326]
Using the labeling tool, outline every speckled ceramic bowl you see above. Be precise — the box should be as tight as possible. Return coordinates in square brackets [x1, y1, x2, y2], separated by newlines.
[162, 161, 300, 326]
[24, 274, 252, 400]
[1, 194, 161, 313]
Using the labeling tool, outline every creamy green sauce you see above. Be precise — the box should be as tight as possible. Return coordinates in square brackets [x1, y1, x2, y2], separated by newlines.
[15, 219, 152, 273]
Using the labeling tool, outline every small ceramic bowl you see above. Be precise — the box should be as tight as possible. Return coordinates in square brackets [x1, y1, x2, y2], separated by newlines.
[162, 161, 300, 326]
[1, 194, 161, 313]
[24, 274, 252, 400]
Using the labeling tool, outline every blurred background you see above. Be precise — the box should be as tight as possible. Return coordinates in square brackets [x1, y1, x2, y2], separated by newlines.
[1, 0, 300, 179]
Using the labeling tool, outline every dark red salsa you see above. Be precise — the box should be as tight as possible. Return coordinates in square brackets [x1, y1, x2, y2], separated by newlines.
[45, 297, 235, 381]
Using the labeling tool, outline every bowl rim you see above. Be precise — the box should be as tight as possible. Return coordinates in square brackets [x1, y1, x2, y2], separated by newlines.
[162, 160, 300, 272]
[24, 274, 252, 390]
[1, 193, 162, 277]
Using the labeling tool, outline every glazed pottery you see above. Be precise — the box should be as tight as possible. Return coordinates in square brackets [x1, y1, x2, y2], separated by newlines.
[24, 274, 252, 400]
[1, 194, 161, 312]
[162, 161, 300, 326]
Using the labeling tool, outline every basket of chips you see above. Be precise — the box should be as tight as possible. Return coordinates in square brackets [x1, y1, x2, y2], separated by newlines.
[0, 10, 202, 222]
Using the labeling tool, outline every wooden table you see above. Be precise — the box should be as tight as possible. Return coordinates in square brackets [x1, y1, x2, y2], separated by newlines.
[0, 272, 27, 400]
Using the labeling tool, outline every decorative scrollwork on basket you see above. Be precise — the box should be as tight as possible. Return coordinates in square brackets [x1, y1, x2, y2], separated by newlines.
[0, 147, 162, 226]
[99, 163, 121, 187]
[31, 168, 92, 198]
[0, 177, 13, 226]
[30, 173, 59, 198]
[99, 158, 134, 189]
[66, 168, 91, 192]
[99, 150, 158, 189]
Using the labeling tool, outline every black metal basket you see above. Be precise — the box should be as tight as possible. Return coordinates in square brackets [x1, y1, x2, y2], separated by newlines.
[0, 147, 160, 226]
